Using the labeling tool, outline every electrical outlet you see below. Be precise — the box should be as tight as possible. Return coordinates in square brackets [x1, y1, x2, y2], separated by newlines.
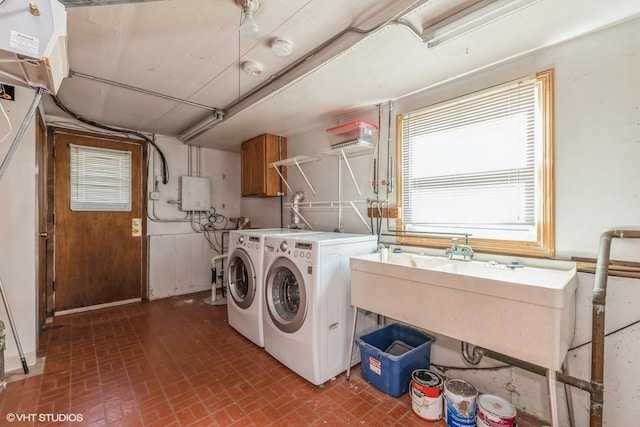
[149, 192, 160, 200]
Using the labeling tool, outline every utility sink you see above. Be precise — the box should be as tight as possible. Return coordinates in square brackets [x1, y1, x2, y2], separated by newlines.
[350, 249, 578, 371]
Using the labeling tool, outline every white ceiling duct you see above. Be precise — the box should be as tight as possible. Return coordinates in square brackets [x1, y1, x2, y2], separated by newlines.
[0, 0, 68, 94]
[59, 0, 167, 6]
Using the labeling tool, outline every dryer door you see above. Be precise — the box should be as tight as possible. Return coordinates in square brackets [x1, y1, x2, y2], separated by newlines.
[227, 249, 256, 309]
[265, 257, 307, 333]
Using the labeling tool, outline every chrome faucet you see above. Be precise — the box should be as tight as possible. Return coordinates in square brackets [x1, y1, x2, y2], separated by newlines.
[445, 235, 474, 260]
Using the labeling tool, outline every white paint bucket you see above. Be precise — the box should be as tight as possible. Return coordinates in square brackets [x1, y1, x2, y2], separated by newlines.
[444, 378, 478, 427]
[476, 394, 517, 427]
[410, 369, 443, 421]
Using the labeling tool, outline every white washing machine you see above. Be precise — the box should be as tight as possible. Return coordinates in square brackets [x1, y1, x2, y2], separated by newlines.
[226, 228, 319, 347]
[262, 232, 378, 385]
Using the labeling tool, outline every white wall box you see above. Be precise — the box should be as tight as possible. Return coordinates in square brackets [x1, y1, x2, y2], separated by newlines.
[180, 176, 211, 212]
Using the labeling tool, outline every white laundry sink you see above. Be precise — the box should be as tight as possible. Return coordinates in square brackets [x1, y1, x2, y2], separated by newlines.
[350, 249, 578, 371]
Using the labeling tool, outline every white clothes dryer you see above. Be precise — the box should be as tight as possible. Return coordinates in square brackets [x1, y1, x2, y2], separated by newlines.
[226, 228, 318, 347]
[262, 232, 378, 385]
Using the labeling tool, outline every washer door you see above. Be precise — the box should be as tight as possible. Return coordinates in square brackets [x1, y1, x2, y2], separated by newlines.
[265, 257, 307, 333]
[227, 249, 256, 309]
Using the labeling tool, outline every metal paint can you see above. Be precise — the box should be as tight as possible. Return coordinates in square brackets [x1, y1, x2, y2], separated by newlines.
[444, 378, 478, 427]
[410, 369, 443, 421]
[476, 394, 517, 427]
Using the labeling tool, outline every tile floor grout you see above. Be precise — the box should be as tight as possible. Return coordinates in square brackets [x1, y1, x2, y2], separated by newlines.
[0, 292, 546, 426]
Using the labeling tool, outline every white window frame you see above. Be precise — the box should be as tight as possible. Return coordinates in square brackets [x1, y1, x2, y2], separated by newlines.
[396, 70, 554, 258]
[70, 144, 132, 212]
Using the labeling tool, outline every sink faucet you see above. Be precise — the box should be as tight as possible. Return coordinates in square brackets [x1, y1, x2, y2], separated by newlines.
[445, 235, 474, 260]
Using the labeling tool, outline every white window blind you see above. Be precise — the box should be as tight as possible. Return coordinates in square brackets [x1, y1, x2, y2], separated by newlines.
[70, 144, 132, 211]
[401, 78, 539, 240]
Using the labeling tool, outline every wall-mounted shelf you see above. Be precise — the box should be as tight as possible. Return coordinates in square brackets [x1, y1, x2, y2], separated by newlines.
[270, 155, 318, 167]
[321, 139, 375, 158]
[322, 139, 375, 197]
[283, 199, 371, 233]
[270, 141, 376, 233]
[270, 155, 318, 196]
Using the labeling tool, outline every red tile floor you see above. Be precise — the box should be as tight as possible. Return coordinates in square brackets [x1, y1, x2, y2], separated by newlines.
[0, 292, 546, 426]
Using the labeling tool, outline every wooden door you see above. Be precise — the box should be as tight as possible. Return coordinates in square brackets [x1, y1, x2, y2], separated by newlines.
[36, 111, 50, 332]
[53, 129, 146, 312]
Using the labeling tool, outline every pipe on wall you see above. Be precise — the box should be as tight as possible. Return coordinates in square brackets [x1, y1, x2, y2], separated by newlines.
[290, 191, 305, 228]
[457, 229, 640, 427]
[590, 229, 640, 427]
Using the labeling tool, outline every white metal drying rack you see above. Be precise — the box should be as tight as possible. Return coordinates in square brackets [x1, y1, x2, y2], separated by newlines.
[270, 155, 319, 196]
[270, 139, 375, 232]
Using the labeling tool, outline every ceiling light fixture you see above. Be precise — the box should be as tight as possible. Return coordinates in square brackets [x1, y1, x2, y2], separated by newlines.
[178, 108, 226, 143]
[237, 0, 260, 38]
[422, 0, 540, 48]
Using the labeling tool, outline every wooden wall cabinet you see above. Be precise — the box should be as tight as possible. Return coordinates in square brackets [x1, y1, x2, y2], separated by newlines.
[241, 133, 287, 197]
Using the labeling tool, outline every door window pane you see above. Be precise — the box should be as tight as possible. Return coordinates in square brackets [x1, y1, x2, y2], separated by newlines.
[70, 144, 132, 211]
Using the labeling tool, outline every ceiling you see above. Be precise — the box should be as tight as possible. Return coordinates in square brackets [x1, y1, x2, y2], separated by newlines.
[42, 0, 640, 152]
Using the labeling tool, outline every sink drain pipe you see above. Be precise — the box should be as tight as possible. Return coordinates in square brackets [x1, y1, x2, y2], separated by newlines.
[460, 228, 640, 427]
[590, 229, 640, 426]
[461, 342, 579, 426]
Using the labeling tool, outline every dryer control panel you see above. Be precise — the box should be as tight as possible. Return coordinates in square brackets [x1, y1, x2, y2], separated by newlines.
[239, 235, 261, 250]
[293, 242, 313, 259]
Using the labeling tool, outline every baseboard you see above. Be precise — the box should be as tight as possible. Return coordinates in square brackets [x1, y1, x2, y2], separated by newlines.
[55, 298, 141, 316]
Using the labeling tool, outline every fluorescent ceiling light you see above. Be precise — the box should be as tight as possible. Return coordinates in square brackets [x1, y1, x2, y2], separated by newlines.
[422, 0, 540, 48]
[58, 0, 168, 6]
[178, 109, 225, 143]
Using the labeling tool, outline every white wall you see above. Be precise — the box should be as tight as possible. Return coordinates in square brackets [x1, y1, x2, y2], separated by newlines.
[0, 86, 38, 372]
[240, 17, 640, 425]
[147, 136, 241, 299]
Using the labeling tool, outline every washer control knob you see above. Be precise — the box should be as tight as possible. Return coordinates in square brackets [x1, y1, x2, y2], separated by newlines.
[280, 241, 288, 252]
[238, 235, 244, 245]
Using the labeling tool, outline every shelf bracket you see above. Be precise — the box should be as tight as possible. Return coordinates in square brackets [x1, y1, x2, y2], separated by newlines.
[349, 200, 371, 232]
[270, 155, 318, 196]
[339, 149, 362, 196]
[290, 206, 315, 231]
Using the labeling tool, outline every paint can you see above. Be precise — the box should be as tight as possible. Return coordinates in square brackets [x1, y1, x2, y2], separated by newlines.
[444, 378, 478, 427]
[410, 369, 443, 421]
[476, 394, 517, 427]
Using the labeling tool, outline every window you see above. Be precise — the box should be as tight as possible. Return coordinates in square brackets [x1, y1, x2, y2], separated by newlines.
[397, 70, 554, 257]
[70, 144, 132, 211]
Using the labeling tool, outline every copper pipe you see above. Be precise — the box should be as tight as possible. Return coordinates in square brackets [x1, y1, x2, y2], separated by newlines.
[591, 229, 640, 427]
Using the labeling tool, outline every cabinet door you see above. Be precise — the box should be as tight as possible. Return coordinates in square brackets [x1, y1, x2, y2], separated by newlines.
[241, 141, 254, 196]
[252, 138, 267, 195]
[240, 134, 286, 197]
[263, 134, 286, 196]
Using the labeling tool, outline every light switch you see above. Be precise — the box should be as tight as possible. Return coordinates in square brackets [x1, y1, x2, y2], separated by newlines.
[132, 218, 142, 237]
